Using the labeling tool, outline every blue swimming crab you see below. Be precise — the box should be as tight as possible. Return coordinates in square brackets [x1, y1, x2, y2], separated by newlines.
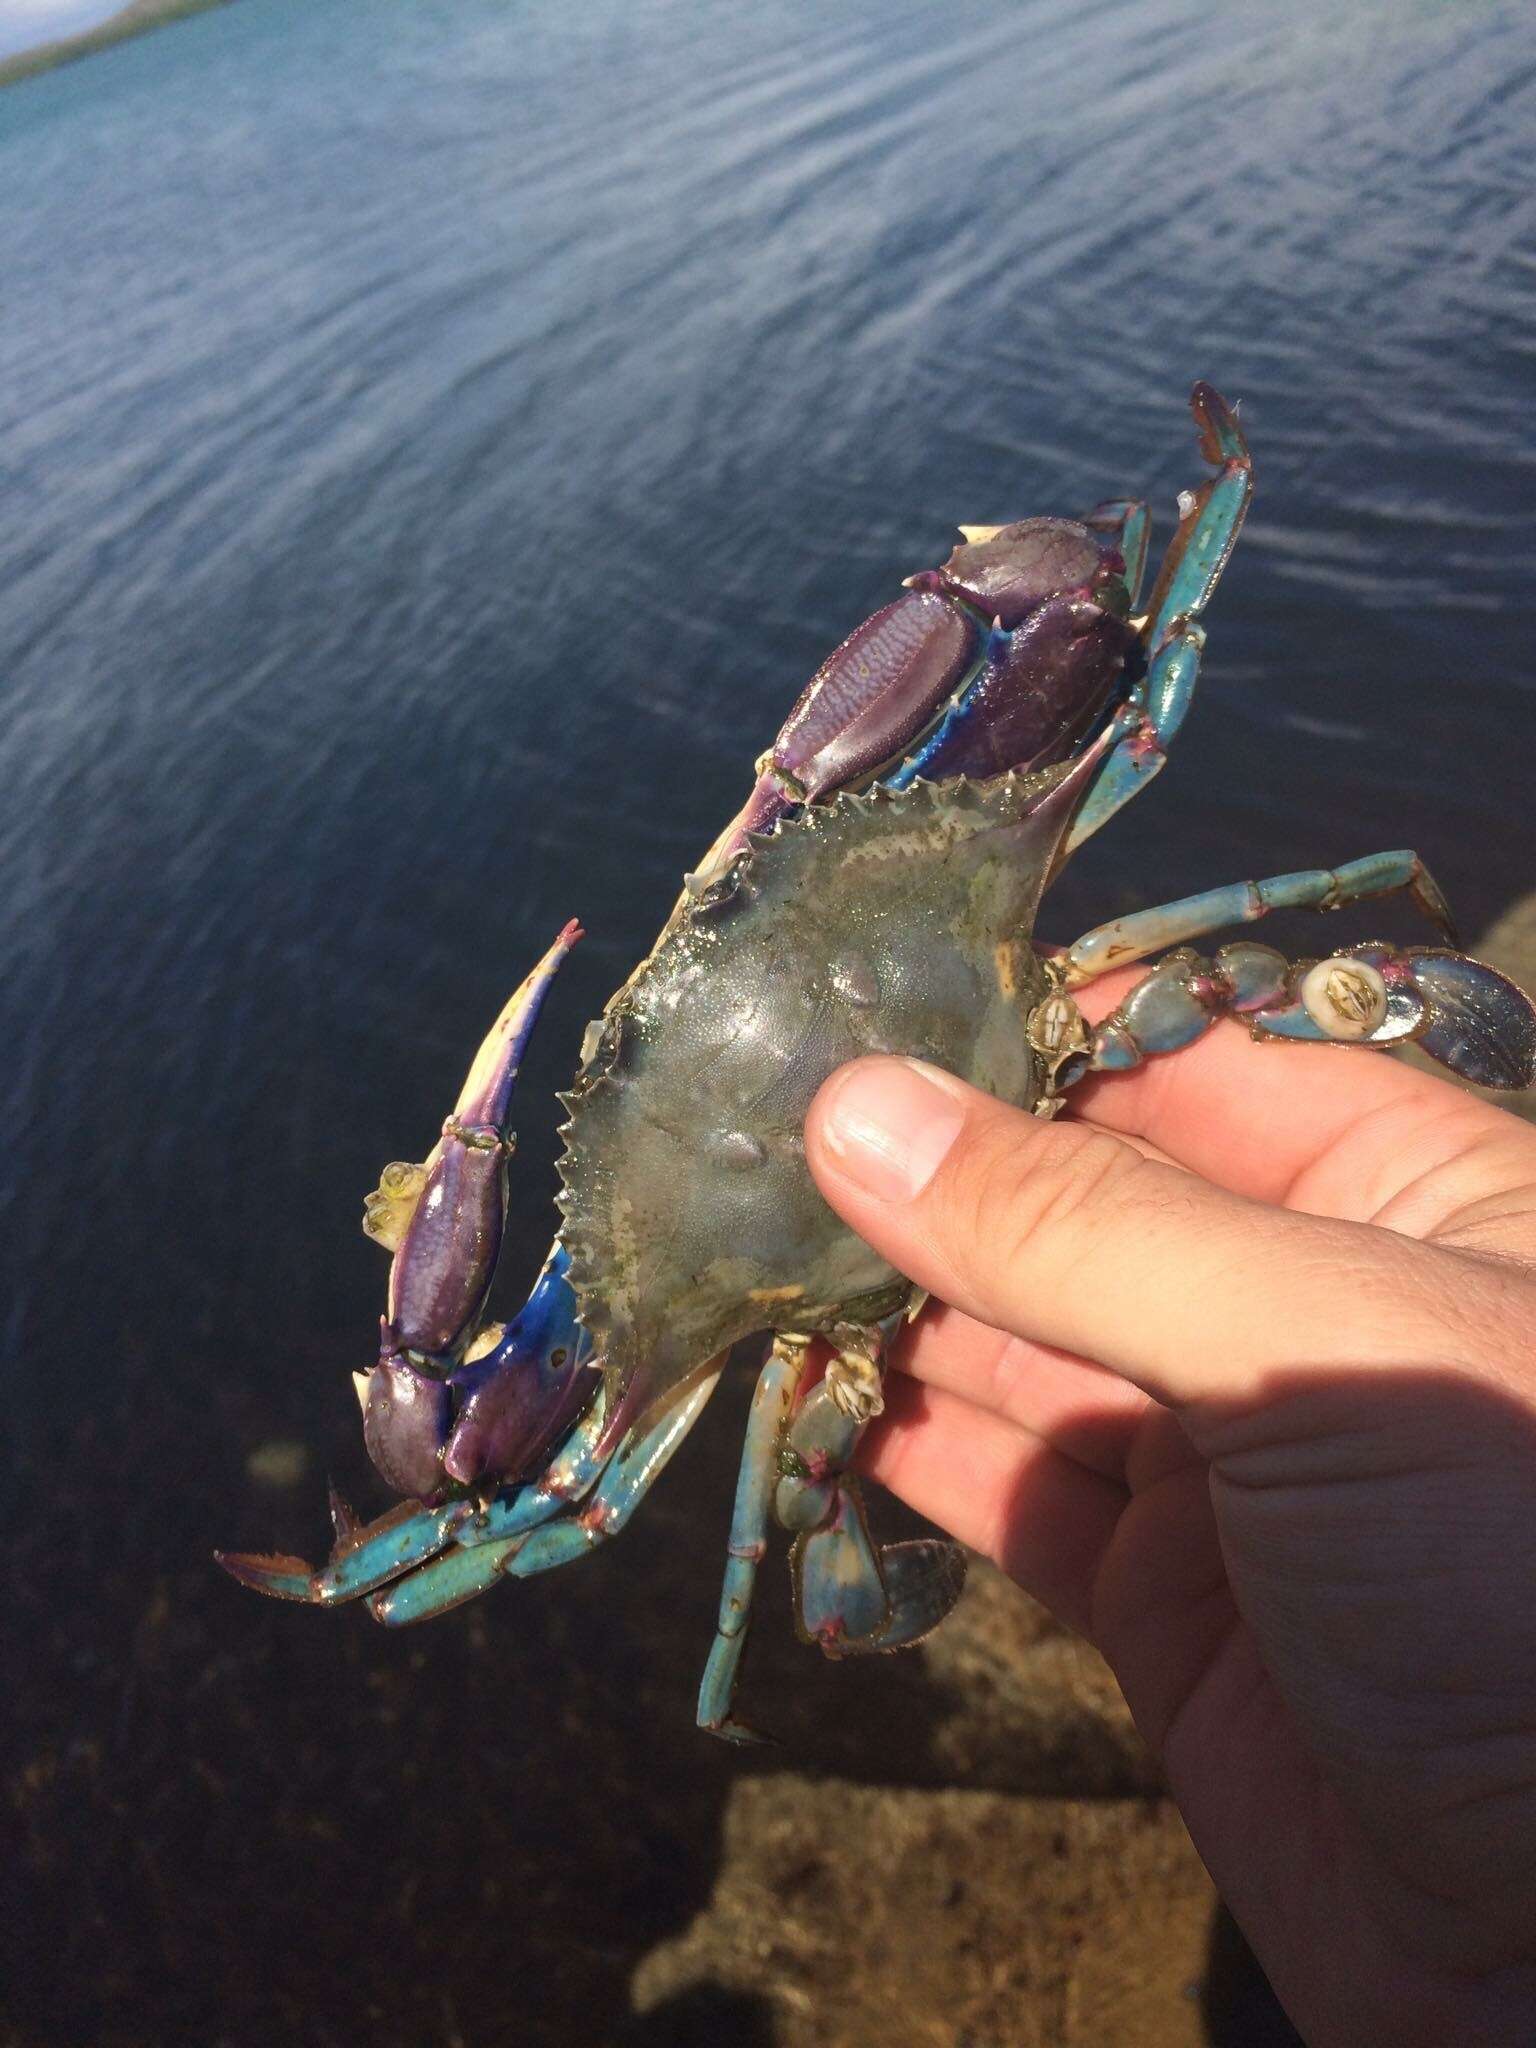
[219, 386, 1536, 1741]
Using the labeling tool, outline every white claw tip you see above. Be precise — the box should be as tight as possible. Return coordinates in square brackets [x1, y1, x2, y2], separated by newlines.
[352, 1371, 373, 1417]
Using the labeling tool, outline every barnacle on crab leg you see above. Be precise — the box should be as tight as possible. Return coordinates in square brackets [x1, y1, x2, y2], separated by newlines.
[1048, 858, 1536, 1092]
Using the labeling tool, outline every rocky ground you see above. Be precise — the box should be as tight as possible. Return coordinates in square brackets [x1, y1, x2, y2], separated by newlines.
[630, 1566, 1227, 2048]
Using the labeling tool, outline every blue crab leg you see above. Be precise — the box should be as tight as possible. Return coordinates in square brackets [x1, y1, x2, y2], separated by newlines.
[786, 1332, 966, 1659]
[216, 1495, 478, 1606]
[226, 1386, 619, 1623]
[1054, 937, 1536, 1093]
[1086, 498, 1152, 607]
[791, 1491, 967, 1663]
[369, 1359, 724, 1625]
[506, 1358, 724, 1575]
[1063, 384, 1253, 855]
[697, 1333, 814, 1744]
[212, 1407, 608, 1612]
[1142, 382, 1253, 653]
[215, 1255, 599, 1609]
[698, 1320, 967, 1743]
[1246, 944, 1536, 1089]
[1063, 849, 1459, 984]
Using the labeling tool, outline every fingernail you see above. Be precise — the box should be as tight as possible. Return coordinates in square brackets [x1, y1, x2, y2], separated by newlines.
[817, 1058, 967, 1202]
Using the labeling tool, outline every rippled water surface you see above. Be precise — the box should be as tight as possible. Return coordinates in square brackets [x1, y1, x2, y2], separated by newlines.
[4, 0, 1534, 2036]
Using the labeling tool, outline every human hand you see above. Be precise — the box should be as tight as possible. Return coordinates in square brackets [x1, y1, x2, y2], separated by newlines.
[804, 1001, 1536, 2048]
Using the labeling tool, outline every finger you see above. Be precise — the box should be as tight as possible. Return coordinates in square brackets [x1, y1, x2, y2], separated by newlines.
[897, 1305, 1152, 1483]
[1060, 964, 1536, 1228]
[807, 1055, 1514, 1414]
[859, 1373, 1125, 1638]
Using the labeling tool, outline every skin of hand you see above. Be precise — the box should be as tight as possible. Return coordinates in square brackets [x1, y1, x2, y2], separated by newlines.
[804, 990, 1536, 2048]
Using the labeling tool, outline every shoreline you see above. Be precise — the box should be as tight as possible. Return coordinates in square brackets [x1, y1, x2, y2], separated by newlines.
[0, 0, 232, 89]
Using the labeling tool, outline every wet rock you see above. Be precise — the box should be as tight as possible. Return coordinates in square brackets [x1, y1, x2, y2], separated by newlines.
[632, 1775, 1213, 2047]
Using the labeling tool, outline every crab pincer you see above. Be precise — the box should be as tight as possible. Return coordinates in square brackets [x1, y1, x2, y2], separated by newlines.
[364, 918, 583, 1374]
[698, 504, 1142, 882]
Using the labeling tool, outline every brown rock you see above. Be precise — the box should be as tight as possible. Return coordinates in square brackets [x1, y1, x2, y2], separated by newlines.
[632, 1775, 1213, 2048]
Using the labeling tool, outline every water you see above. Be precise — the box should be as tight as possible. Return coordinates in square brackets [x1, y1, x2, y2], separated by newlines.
[0, 1, 124, 62]
[3, 0, 1534, 2037]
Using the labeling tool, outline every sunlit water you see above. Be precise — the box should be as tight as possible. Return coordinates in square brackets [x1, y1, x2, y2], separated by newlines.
[2, 0, 1534, 2028]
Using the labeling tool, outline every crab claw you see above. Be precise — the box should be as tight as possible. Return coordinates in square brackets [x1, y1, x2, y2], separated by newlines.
[361, 1344, 452, 1495]
[373, 920, 582, 1385]
[441, 1251, 594, 1485]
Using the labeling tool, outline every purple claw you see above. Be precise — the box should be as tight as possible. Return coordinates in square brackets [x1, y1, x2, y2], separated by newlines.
[922, 514, 1128, 628]
[381, 921, 581, 1376]
[905, 594, 1137, 784]
[753, 589, 981, 820]
[363, 1347, 453, 1495]
[443, 1338, 589, 1486]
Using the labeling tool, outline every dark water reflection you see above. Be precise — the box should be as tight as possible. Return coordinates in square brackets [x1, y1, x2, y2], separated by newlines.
[3, 0, 1533, 2037]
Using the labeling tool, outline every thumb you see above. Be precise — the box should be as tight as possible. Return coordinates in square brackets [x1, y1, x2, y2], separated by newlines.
[805, 1055, 1496, 1417]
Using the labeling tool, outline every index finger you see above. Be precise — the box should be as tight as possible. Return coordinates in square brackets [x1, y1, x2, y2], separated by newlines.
[1064, 969, 1534, 1224]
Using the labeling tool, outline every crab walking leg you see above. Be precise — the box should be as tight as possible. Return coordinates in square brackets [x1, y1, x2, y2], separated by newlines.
[1049, 936, 1536, 1093]
[699, 1321, 968, 1744]
[1063, 849, 1459, 984]
[213, 1392, 615, 1612]
[697, 1334, 815, 1744]
[1142, 382, 1254, 652]
[787, 1322, 966, 1657]
[381, 1363, 712, 1623]
[1064, 384, 1254, 856]
[215, 1495, 478, 1606]
[367, 1364, 723, 1626]
[359, 1385, 622, 1619]
[1057, 621, 1202, 856]
[1085, 498, 1151, 607]
[215, 1253, 600, 1610]
[508, 1359, 725, 1575]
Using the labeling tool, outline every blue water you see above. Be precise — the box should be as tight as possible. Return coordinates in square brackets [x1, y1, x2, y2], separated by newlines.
[0, 1, 124, 61]
[3, 0, 1534, 2036]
